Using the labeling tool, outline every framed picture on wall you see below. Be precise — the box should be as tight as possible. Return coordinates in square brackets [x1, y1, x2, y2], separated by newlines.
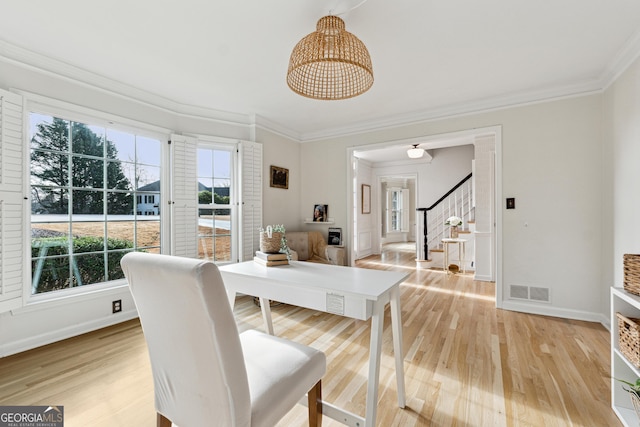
[270, 165, 289, 189]
[362, 184, 371, 214]
[328, 227, 342, 245]
[313, 204, 328, 222]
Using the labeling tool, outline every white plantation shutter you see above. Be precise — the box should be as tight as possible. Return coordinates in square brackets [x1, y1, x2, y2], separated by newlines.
[170, 134, 198, 258]
[239, 141, 262, 261]
[0, 90, 25, 313]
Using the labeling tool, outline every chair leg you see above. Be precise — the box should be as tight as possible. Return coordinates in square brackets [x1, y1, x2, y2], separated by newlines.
[157, 413, 172, 427]
[307, 380, 323, 427]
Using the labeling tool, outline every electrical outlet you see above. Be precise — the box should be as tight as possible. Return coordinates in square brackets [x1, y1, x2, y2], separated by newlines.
[112, 299, 122, 313]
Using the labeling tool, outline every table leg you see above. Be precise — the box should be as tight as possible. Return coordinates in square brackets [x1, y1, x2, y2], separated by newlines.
[390, 286, 406, 408]
[259, 297, 274, 335]
[443, 243, 449, 274]
[460, 242, 465, 274]
[365, 300, 385, 427]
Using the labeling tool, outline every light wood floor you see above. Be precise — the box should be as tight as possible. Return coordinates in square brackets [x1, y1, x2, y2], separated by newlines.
[0, 244, 620, 426]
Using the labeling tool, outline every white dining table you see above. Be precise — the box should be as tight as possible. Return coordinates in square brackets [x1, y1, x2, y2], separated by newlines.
[219, 260, 408, 427]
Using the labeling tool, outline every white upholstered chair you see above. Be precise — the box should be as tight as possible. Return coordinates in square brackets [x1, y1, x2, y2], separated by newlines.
[121, 252, 326, 427]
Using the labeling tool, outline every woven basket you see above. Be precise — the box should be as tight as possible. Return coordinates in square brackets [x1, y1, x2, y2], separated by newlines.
[617, 312, 640, 368]
[624, 254, 640, 296]
[259, 231, 282, 254]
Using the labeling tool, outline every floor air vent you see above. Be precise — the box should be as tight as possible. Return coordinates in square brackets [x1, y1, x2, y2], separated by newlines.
[509, 285, 550, 303]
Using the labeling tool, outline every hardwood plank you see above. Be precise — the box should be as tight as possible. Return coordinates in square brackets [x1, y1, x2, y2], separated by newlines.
[0, 244, 621, 426]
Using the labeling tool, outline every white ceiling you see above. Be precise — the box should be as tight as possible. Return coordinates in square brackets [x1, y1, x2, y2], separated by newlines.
[2, 0, 640, 142]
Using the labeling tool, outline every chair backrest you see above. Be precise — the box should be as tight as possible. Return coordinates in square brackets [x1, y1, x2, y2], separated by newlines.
[121, 252, 251, 427]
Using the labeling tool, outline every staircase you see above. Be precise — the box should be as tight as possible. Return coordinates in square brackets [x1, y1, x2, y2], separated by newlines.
[416, 173, 475, 271]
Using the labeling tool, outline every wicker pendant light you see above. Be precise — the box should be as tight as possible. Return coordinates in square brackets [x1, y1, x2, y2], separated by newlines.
[287, 15, 374, 100]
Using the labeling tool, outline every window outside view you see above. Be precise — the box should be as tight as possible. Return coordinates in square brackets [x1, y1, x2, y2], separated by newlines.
[30, 113, 162, 294]
[197, 147, 232, 262]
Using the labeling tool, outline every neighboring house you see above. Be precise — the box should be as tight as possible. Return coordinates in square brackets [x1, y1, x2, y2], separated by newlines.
[136, 181, 161, 215]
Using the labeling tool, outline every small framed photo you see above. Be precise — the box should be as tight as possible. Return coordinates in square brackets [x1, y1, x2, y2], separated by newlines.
[361, 184, 371, 214]
[328, 227, 342, 245]
[313, 204, 328, 222]
[270, 165, 289, 189]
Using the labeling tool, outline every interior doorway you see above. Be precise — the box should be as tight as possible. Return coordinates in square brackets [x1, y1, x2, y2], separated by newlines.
[347, 126, 501, 305]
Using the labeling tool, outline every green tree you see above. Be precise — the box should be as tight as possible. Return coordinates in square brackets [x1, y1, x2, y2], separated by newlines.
[31, 118, 133, 214]
[198, 190, 212, 204]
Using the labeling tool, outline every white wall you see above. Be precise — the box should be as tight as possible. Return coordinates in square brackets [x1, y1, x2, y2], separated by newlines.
[300, 95, 606, 322]
[257, 128, 301, 231]
[603, 55, 640, 319]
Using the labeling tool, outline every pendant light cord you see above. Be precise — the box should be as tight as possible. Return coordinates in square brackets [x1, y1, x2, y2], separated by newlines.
[330, 0, 370, 16]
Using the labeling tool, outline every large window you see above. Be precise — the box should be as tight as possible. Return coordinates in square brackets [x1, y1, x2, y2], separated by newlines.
[30, 113, 163, 294]
[197, 145, 234, 262]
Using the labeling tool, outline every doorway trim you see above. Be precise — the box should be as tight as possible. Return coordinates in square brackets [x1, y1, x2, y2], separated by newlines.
[346, 125, 502, 307]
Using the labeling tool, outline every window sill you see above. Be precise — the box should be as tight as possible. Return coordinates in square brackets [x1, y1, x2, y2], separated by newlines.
[13, 280, 129, 315]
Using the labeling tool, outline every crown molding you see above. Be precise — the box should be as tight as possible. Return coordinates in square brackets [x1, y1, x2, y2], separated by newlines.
[297, 79, 603, 142]
[252, 114, 301, 141]
[599, 28, 640, 90]
[0, 39, 253, 129]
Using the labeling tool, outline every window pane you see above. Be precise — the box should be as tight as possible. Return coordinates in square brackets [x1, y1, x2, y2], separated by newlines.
[72, 222, 106, 253]
[107, 250, 130, 281]
[213, 150, 231, 180]
[107, 220, 134, 244]
[214, 236, 231, 261]
[30, 115, 69, 153]
[72, 122, 105, 156]
[107, 191, 134, 215]
[198, 178, 213, 193]
[72, 190, 104, 215]
[75, 253, 105, 285]
[136, 165, 160, 189]
[197, 148, 213, 176]
[115, 161, 136, 190]
[32, 187, 69, 215]
[136, 219, 160, 249]
[107, 160, 134, 191]
[106, 129, 135, 163]
[31, 152, 69, 187]
[137, 192, 160, 216]
[72, 157, 104, 188]
[31, 253, 71, 294]
[137, 136, 161, 166]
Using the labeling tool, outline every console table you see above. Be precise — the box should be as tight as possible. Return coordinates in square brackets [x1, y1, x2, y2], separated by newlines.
[442, 238, 466, 274]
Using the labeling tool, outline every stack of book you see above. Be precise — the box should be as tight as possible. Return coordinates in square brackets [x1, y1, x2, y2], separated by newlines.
[253, 251, 289, 266]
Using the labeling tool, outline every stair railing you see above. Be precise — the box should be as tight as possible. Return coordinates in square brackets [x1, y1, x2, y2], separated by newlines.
[416, 173, 473, 260]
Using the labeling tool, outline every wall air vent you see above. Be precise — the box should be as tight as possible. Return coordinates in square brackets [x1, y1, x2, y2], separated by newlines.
[509, 285, 529, 300]
[529, 286, 550, 303]
[509, 285, 551, 303]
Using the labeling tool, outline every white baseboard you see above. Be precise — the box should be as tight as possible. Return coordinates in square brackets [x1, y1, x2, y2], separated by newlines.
[501, 300, 609, 328]
[1, 309, 138, 357]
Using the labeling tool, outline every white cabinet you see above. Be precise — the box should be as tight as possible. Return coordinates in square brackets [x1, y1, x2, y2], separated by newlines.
[611, 287, 640, 425]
